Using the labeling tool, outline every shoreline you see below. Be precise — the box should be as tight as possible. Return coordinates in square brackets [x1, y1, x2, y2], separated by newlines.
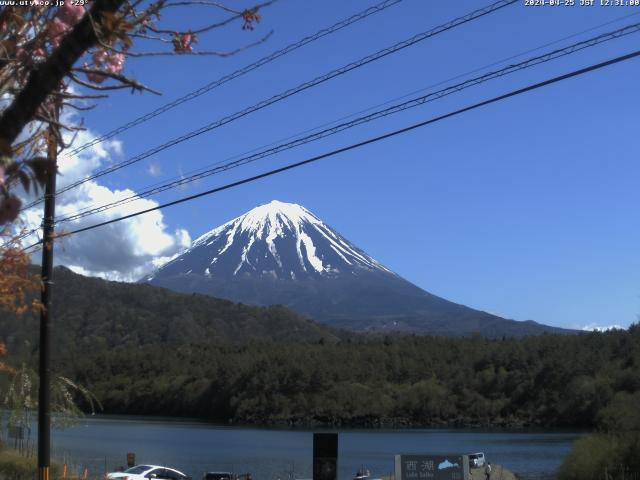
[60, 412, 589, 435]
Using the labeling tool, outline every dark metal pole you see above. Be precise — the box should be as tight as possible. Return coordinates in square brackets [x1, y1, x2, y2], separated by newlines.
[38, 121, 58, 480]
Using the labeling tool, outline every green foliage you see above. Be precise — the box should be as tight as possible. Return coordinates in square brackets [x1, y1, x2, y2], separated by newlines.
[597, 392, 640, 433]
[1, 267, 639, 430]
[558, 435, 622, 480]
[558, 433, 640, 480]
[559, 387, 640, 479]
[0, 449, 60, 480]
[42, 324, 640, 429]
[0, 267, 337, 360]
[2, 363, 102, 430]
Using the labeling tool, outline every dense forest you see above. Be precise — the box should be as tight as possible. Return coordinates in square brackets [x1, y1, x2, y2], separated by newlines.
[0, 267, 341, 357]
[2, 268, 639, 477]
[52, 326, 639, 429]
[0, 269, 640, 428]
[1, 267, 639, 430]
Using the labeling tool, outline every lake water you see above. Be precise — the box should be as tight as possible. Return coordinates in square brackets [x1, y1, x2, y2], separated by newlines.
[46, 416, 581, 480]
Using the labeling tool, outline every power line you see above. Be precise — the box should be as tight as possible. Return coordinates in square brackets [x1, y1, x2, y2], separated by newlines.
[62, 0, 403, 160]
[8, 14, 636, 249]
[66, 8, 638, 220]
[20, 0, 403, 213]
[47, 0, 518, 197]
[54, 21, 640, 225]
[12, 5, 638, 249]
[22, 47, 639, 251]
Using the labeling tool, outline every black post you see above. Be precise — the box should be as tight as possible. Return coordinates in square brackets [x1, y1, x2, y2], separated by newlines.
[313, 433, 338, 480]
[38, 123, 57, 480]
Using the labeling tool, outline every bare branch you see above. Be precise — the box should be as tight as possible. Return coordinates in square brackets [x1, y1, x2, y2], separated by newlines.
[129, 32, 173, 42]
[73, 66, 162, 94]
[54, 91, 109, 100]
[58, 123, 83, 150]
[163, 1, 242, 13]
[34, 114, 85, 133]
[62, 101, 98, 111]
[147, 0, 275, 36]
[69, 70, 161, 95]
[195, 0, 276, 34]
[126, 29, 272, 57]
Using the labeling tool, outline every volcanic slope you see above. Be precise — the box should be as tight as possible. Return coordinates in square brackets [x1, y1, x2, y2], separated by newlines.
[144, 201, 571, 337]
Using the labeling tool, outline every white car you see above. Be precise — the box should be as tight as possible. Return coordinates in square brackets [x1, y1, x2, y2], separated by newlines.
[108, 465, 190, 480]
[468, 453, 486, 468]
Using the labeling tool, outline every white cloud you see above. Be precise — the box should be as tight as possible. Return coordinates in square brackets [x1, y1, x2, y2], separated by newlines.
[581, 323, 625, 332]
[147, 162, 161, 177]
[22, 110, 191, 282]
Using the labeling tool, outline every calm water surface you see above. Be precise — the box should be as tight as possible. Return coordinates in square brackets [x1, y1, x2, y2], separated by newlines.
[48, 416, 581, 480]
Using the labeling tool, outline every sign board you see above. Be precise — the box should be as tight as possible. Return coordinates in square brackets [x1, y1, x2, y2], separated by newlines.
[395, 455, 469, 480]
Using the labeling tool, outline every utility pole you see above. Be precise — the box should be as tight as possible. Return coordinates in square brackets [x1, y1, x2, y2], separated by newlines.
[39, 110, 58, 480]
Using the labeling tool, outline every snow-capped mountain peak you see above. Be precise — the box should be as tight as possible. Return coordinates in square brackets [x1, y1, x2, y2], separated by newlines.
[150, 200, 391, 281]
[142, 202, 569, 338]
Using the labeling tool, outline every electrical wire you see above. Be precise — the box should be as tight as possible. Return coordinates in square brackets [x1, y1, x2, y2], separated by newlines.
[54, 21, 640, 225]
[65, 7, 640, 221]
[62, 0, 403, 160]
[49, 8, 640, 218]
[8, 11, 636, 249]
[39, 0, 518, 200]
[19, 0, 404, 213]
[21, 47, 640, 251]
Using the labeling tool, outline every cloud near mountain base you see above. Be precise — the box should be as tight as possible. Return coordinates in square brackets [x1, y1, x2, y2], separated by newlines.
[21, 113, 190, 282]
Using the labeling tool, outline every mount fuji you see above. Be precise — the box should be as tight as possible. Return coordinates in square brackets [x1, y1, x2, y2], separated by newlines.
[143, 200, 570, 337]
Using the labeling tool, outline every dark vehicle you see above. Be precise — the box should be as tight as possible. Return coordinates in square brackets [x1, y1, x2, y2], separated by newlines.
[203, 473, 236, 480]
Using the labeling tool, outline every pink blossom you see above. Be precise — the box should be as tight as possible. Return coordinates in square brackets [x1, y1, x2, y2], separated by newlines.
[0, 195, 22, 225]
[173, 32, 197, 53]
[87, 50, 125, 83]
[92, 49, 108, 65]
[106, 53, 125, 74]
[57, 3, 85, 26]
[16, 47, 46, 66]
[48, 18, 70, 48]
[0, 166, 5, 187]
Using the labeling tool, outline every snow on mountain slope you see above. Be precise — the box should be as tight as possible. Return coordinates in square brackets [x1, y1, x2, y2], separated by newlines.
[145, 200, 392, 281]
[142, 201, 574, 337]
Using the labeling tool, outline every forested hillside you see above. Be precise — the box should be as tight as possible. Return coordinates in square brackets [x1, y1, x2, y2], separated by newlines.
[1, 267, 638, 429]
[0, 267, 339, 358]
[57, 326, 640, 428]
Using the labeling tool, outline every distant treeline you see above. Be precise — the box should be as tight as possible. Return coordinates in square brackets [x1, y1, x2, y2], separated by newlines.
[1, 268, 638, 431]
[58, 325, 639, 429]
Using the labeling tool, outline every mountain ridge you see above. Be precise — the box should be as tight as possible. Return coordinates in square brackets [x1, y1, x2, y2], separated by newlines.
[144, 200, 574, 337]
[0, 266, 340, 360]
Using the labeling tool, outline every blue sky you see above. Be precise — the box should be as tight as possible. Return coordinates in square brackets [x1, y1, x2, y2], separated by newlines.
[51, 0, 640, 330]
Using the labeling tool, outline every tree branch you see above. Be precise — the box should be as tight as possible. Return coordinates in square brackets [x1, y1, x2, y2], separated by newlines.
[34, 114, 86, 132]
[164, 0, 242, 13]
[62, 101, 98, 112]
[68, 70, 158, 95]
[72, 67, 162, 94]
[147, 0, 275, 36]
[54, 91, 109, 100]
[126, 30, 272, 57]
[0, 0, 127, 145]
